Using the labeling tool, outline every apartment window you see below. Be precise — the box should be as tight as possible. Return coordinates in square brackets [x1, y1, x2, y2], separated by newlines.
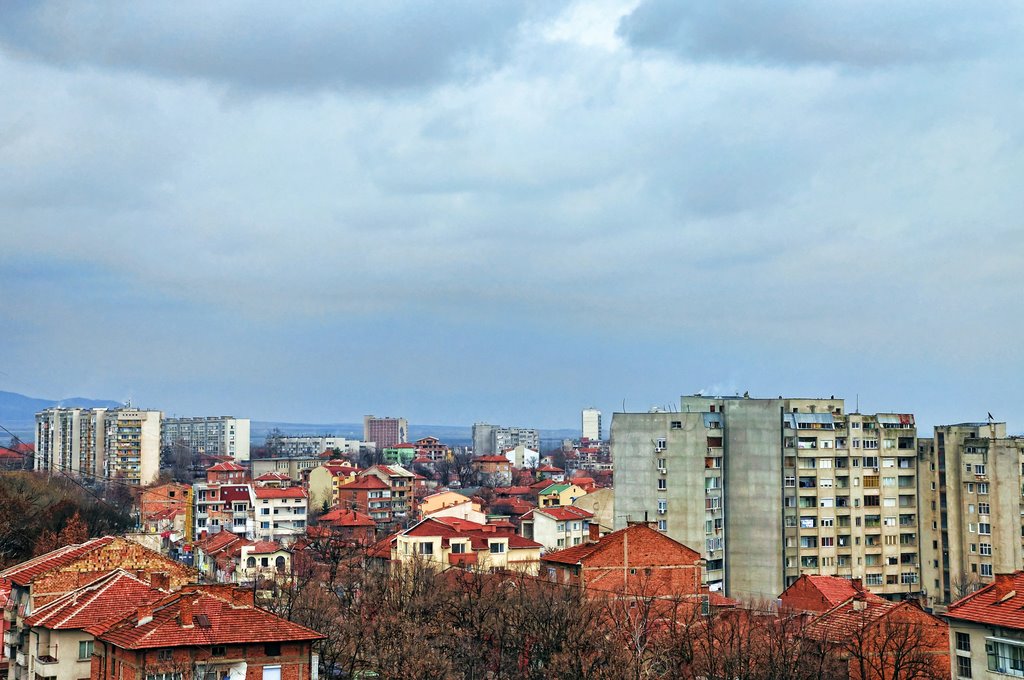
[821, 518, 834, 527]
[785, 476, 796, 488]
[956, 655, 972, 678]
[419, 542, 433, 555]
[975, 464, 986, 475]
[987, 639, 1024, 675]
[821, 536, 834, 547]
[981, 563, 993, 577]
[671, 421, 682, 429]
[863, 456, 879, 468]
[968, 523, 976, 533]
[979, 502, 990, 515]
[657, 479, 667, 491]
[978, 482, 989, 494]
[956, 631, 971, 652]
[79, 641, 94, 660]
[656, 438, 666, 451]
[489, 542, 506, 554]
[979, 523, 991, 535]
[658, 519, 667, 531]
[657, 458, 666, 470]
[981, 543, 992, 556]
[658, 499, 668, 514]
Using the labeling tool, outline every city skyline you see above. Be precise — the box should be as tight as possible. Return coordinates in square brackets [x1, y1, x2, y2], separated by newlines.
[2, 2, 1023, 431]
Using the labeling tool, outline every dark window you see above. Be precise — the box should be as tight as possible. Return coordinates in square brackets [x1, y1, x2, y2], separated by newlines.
[956, 655, 971, 677]
[211, 646, 226, 657]
[956, 632, 970, 652]
[264, 643, 281, 657]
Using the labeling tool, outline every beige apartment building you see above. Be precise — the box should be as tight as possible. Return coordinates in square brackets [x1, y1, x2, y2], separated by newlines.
[613, 395, 923, 602]
[917, 421, 1024, 608]
[35, 407, 162, 486]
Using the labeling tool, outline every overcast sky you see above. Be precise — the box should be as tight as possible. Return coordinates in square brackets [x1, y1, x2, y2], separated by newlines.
[2, 1, 1023, 432]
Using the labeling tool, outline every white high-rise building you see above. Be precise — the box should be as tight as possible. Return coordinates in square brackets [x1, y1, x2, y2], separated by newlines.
[163, 416, 251, 462]
[35, 406, 163, 486]
[582, 408, 602, 441]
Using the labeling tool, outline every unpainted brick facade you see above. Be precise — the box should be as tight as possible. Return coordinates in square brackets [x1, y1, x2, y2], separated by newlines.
[92, 641, 315, 680]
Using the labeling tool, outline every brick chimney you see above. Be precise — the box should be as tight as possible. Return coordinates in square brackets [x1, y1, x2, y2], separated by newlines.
[180, 596, 194, 628]
[136, 604, 154, 627]
[589, 523, 601, 542]
[150, 572, 170, 592]
[851, 577, 863, 593]
[852, 591, 867, 611]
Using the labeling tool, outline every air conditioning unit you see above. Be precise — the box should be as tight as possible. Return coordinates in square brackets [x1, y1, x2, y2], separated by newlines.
[658, 508, 666, 515]
[658, 467, 667, 474]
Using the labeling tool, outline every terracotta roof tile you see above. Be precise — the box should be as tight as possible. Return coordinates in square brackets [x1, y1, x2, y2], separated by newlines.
[0, 537, 115, 586]
[946, 571, 1024, 630]
[98, 590, 324, 648]
[24, 570, 163, 634]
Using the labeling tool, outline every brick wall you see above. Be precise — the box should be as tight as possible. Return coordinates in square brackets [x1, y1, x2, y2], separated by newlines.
[93, 641, 313, 680]
[33, 538, 196, 605]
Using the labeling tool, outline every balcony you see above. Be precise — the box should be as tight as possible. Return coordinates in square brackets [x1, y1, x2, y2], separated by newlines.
[448, 552, 478, 568]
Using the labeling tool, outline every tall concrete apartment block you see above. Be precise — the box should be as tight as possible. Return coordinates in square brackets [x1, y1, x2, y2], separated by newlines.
[364, 415, 408, 450]
[918, 421, 1024, 608]
[613, 395, 923, 602]
[162, 416, 251, 462]
[472, 422, 541, 456]
[581, 408, 602, 441]
[35, 407, 162, 486]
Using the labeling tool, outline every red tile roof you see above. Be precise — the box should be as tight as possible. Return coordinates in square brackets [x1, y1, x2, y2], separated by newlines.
[536, 464, 564, 472]
[404, 517, 542, 551]
[319, 507, 376, 527]
[195, 530, 244, 555]
[801, 595, 897, 641]
[472, 455, 509, 463]
[24, 570, 163, 634]
[253, 487, 306, 500]
[218, 485, 253, 503]
[207, 462, 245, 472]
[98, 590, 324, 648]
[338, 476, 389, 491]
[542, 524, 700, 567]
[798, 575, 884, 607]
[494, 486, 533, 496]
[946, 571, 1024, 630]
[0, 537, 115, 586]
[522, 506, 593, 522]
[255, 472, 290, 481]
[247, 541, 287, 555]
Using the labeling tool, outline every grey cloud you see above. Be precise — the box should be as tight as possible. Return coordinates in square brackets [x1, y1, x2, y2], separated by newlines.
[0, 1, 549, 92]
[618, 0, 1022, 67]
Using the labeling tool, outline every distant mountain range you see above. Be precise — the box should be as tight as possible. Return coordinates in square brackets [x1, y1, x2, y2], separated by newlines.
[0, 391, 579, 447]
[0, 390, 124, 442]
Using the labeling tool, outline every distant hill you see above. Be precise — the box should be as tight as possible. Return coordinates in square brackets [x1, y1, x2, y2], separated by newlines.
[0, 390, 123, 442]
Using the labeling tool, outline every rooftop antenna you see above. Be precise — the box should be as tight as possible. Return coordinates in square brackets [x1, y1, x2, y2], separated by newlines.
[856, 394, 859, 413]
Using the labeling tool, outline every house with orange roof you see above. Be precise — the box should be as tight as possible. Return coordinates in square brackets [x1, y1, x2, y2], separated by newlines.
[358, 465, 416, 520]
[316, 507, 376, 545]
[540, 523, 706, 601]
[536, 483, 587, 508]
[412, 436, 450, 461]
[800, 592, 949, 680]
[94, 586, 323, 680]
[205, 461, 248, 484]
[336, 475, 393, 526]
[1, 538, 195, 680]
[391, 517, 543, 575]
[779, 574, 887, 614]
[20, 570, 165, 680]
[944, 570, 1024, 678]
[519, 506, 593, 552]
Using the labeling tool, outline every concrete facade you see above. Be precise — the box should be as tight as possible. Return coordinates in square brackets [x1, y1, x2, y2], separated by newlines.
[918, 421, 1024, 607]
[162, 416, 250, 462]
[471, 422, 540, 456]
[581, 408, 602, 442]
[35, 407, 162, 486]
[613, 394, 924, 602]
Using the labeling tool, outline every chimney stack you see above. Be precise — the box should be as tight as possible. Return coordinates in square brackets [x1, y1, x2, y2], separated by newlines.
[589, 522, 601, 542]
[150, 572, 170, 592]
[180, 596, 194, 628]
[136, 604, 153, 627]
